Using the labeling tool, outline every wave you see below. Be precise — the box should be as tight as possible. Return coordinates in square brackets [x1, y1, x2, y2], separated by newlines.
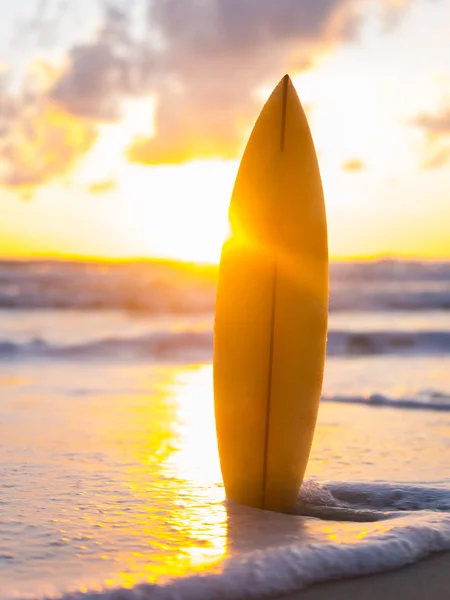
[18, 480, 450, 600]
[4, 329, 450, 362]
[0, 330, 213, 362]
[298, 479, 450, 515]
[3, 259, 450, 311]
[327, 330, 450, 355]
[4, 333, 450, 413]
[322, 391, 450, 411]
[0, 260, 217, 312]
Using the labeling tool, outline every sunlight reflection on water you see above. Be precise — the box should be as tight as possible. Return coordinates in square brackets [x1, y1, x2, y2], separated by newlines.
[98, 365, 227, 588]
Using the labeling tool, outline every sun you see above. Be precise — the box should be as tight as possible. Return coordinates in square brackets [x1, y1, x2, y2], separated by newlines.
[114, 159, 237, 264]
[65, 99, 239, 265]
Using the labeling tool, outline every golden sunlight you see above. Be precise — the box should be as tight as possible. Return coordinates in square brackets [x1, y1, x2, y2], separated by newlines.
[116, 160, 236, 264]
[99, 365, 227, 590]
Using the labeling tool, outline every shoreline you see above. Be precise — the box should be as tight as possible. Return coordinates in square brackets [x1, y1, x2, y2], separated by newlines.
[285, 551, 450, 600]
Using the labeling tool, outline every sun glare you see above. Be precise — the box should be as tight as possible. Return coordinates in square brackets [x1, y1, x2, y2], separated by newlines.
[101, 365, 227, 589]
[65, 95, 237, 265]
[114, 159, 237, 264]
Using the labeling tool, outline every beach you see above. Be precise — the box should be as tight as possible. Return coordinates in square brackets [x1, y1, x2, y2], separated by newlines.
[1, 260, 450, 599]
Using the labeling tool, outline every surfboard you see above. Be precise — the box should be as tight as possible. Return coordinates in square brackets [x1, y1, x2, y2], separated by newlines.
[213, 75, 328, 512]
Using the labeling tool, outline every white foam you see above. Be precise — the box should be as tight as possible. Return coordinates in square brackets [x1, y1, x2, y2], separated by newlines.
[21, 482, 450, 600]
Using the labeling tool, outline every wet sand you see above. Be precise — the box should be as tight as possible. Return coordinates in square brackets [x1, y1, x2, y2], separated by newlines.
[286, 551, 450, 600]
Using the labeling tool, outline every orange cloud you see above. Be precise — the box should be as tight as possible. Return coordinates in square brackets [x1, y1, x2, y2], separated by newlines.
[412, 109, 450, 138]
[0, 101, 96, 190]
[2, 0, 421, 184]
[127, 135, 237, 165]
[124, 0, 360, 166]
[423, 148, 450, 169]
[126, 93, 250, 165]
[87, 179, 117, 194]
[342, 158, 366, 171]
[124, 0, 417, 167]
[411, 108, 450, 169]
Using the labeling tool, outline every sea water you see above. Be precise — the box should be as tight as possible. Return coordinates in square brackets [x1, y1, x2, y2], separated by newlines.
[1, 260, 450, 599]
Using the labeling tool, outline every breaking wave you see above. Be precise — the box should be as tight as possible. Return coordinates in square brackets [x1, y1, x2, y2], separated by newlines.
[4, 329, 450, 362]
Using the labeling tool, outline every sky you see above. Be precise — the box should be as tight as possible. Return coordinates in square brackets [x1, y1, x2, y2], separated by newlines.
[0, 0, 449, 264]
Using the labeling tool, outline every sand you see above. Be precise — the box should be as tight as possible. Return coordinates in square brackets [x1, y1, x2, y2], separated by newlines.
[281, 551, 450, 600]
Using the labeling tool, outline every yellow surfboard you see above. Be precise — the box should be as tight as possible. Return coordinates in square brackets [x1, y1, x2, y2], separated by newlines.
[213, 75, 328, 512]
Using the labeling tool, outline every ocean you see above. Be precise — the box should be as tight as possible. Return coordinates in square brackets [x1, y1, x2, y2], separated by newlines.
[1, 259, 450, 599]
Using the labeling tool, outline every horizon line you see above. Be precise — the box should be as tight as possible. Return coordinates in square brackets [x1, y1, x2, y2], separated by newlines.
[0, 252, 450, 265]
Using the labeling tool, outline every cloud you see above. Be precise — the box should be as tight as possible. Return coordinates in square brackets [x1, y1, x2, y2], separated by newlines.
[127, 0, 360, 165]
[342, 158, 365, 171]
[126, 0, 417, 166]
[0, 5, 125, 191]
[412, 109, 450, 138]
[0, 100, 96, 191]
[50, 5, 137, 120]
[378, 0, 414, 31]
[410, 108, 450, 169]
[126, 82, 253, 164]
[0, 94, 21, 138]
[51, 43, 130, 120]
[87, 178, 117, 194]
[423, 147, 450, 169]
[128, 0, 421, 166]
[18, 0, 360, 169]
[45, 0, 361, 166]
[1, 0, 419, 189]
[150, 0, 352, 58]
